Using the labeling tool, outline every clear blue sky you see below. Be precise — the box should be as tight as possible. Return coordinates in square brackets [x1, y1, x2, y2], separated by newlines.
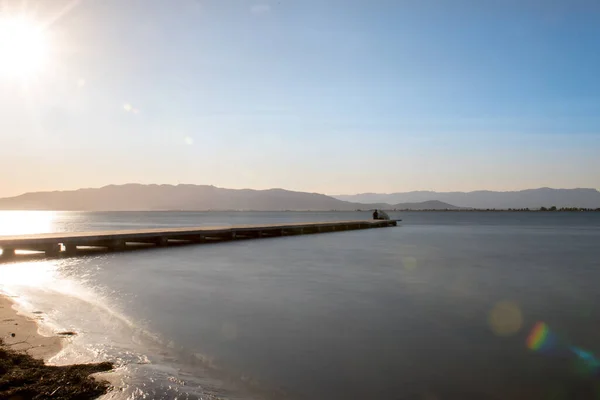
[1, 0, 599, 197]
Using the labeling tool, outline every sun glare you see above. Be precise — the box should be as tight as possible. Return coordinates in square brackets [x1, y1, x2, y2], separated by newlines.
[0, 15, 49, 79]
[0, 211, 56, 236]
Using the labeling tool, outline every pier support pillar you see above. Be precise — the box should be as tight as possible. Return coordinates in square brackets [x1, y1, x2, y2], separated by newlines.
[109, 240, 126, 251]
[65, 244, 78, 254]
[191, 236, 206, 243]
[154, 237, 169, 246]
[2, 248, 15, 258]
[45, 244, 61, 257]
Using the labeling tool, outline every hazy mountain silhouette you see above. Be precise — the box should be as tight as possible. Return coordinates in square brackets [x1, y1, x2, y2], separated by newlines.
[335, 188, 600, 209]
[0, 184, 457, 211]
[392, 200, 461, 210]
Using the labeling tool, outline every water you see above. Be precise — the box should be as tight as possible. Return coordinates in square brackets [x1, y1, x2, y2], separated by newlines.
[1, 211, 600, 399]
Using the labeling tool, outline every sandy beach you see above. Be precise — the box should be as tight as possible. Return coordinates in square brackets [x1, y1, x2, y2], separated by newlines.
[0, 294, 62, 360]
[0, 293, 113, 399]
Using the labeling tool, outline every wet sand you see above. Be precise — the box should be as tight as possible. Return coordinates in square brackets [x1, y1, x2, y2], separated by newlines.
[0, 294, 62, 360]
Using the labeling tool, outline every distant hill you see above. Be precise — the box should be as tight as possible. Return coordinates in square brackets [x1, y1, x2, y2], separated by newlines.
[335, 188, 600, 209]
[393, 200, 460, 210]
[0, 184, 355, 211]
[0, 184, 459, 212]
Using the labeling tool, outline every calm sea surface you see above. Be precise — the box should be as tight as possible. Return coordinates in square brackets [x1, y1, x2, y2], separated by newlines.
[1, 211, 600, 399]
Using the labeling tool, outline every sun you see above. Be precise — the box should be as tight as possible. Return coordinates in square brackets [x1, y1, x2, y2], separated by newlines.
[0, 15, 49, 79]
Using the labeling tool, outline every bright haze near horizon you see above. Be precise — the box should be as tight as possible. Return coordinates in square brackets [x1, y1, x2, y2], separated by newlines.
[1, 0, 599, 198]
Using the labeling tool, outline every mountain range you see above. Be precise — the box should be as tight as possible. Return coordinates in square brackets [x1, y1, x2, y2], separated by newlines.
[335, 188, 600, 209]
[0, 184, 458, 211]
[1, 185, 597, 211]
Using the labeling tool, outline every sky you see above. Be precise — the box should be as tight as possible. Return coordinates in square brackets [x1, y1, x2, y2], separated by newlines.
[0, 0, 599, 197]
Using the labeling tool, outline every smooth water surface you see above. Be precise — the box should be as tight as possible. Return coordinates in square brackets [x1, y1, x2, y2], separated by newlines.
[1, 211, 600, 399]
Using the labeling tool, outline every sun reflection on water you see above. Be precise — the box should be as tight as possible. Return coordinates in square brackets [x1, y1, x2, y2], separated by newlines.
[0, 210, 57, 236]
[0, 260, 58, 289]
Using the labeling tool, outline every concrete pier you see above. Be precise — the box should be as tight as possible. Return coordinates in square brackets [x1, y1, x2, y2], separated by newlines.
[0, 220, 398, 259]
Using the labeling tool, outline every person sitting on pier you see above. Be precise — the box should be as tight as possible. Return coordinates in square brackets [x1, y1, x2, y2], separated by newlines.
[373, 210, 379, 219]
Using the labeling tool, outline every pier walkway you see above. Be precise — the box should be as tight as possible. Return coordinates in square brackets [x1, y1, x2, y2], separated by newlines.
[0, 220, 398, 258]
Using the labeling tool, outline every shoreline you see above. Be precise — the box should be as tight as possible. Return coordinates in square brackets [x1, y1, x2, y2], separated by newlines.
[0, 294, 63, 361]
[0, 289, 275, 399]
[0, 293, 113, 399]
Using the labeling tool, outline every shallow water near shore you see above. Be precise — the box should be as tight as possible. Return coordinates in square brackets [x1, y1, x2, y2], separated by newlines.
[1, 211, 600, 399]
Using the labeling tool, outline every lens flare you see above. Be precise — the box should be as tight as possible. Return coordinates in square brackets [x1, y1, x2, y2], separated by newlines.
[526, 321, 600, 377]
[488, 300, 522, 336]
[526, 321, 549, 351]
